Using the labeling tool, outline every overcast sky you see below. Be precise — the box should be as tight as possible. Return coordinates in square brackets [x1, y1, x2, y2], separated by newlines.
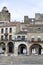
[0, 0, 43, 21]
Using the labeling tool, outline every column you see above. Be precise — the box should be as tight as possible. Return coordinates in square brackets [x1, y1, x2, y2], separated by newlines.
[27, 46, 30, 55]
[5, 43, 8, 56]
[14, 47, 18, 56]
[41, 49, 43, 54]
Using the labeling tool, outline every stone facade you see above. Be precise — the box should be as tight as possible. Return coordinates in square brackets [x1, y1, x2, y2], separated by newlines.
[0, 6, 43, 56]
[0, 6, 10, 22]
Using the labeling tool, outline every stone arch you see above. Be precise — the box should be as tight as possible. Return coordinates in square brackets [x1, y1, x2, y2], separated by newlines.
[0, 42, 5, 54]
[18, 44, 27, 55]
[7, 42, 14, 53]
[30, 44, 42, 55]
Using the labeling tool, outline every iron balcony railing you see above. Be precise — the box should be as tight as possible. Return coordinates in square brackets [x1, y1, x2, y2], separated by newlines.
[0, 39, 43, 43]
[14, 38, 27, 41]
[0, 38, 27, 41]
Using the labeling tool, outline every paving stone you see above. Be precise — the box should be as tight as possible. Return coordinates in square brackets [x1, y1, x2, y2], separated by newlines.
[0, 55, 43, 64]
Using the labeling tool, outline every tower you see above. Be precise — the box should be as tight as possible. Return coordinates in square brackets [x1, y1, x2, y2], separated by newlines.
[0, 6, 10, 22]
[24, 16, 29, 23]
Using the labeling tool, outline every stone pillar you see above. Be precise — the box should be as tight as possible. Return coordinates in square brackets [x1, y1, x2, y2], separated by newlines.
[5, 43, 8, 56]
[41, 49, 43, 54]
[27, 46, 30, 55]
[14, 47, 18, 56]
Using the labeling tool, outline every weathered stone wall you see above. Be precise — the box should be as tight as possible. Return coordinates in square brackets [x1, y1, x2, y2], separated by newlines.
[0, 7, 10, 22]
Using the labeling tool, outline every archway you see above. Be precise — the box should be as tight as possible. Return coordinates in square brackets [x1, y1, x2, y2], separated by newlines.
[30, 44, 42, 55]
[8, 42, 14, 53]
[0, 42, 5, 54]
[18, 44, 27, 55]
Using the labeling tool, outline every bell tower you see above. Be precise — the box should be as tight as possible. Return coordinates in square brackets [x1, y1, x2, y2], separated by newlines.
[0, 6, 10, 22]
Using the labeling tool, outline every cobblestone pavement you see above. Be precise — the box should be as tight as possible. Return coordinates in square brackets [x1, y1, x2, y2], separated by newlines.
[0, 64, 42, 65]
[0, 55, 43, 65]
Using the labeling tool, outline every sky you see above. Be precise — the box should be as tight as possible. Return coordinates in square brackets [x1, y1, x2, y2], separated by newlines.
[0, 0, 43, 22]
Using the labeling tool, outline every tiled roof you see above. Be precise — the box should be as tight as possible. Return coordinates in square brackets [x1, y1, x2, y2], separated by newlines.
[0, 21, 21, 27]
[23, 24, 43, 27]
[16, 31, 27, 34]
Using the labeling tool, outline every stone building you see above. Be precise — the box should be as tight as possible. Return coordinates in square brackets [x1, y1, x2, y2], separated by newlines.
[0, 6, 10, 22]
[0, 6, 43, 56]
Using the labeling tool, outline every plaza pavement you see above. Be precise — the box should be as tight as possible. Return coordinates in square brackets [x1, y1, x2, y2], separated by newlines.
[0, 55, 43, 65]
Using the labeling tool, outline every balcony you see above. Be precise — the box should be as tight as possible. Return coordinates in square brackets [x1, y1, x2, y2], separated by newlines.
[15, 38, 27, 42]
[31, 41, 42, 43]
[4, 33, 8, 36]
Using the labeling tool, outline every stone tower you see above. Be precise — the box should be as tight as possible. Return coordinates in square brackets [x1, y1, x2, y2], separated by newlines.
[0, 6, 10, 22]
[24, 16, 29, 23]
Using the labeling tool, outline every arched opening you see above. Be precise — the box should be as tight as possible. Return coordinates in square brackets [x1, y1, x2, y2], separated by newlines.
[18, 44, 27, 55]
[30, 44, 42, 55]
[8, 42, 14, 53]
[0, 42, 5, 54]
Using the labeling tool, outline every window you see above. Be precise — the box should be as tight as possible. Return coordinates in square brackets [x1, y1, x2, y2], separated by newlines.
[37, 36, 41, 42]
[5, 35, 8, 40]
[31, 38, 34, 42]
[9, 35, 12, 40]
[1, 28, 3, 33]
[17, 36, 21, 40]
[17, 36, 21, 38]
[22, 36, 25, 41]
[37, 38, 41, 42]
[1, 35, 3, 40]
[5, 28, 8, 33]
[9, 28, 12, 33]
[38, 28, 40, 31]
[31, 36, 35, 42]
